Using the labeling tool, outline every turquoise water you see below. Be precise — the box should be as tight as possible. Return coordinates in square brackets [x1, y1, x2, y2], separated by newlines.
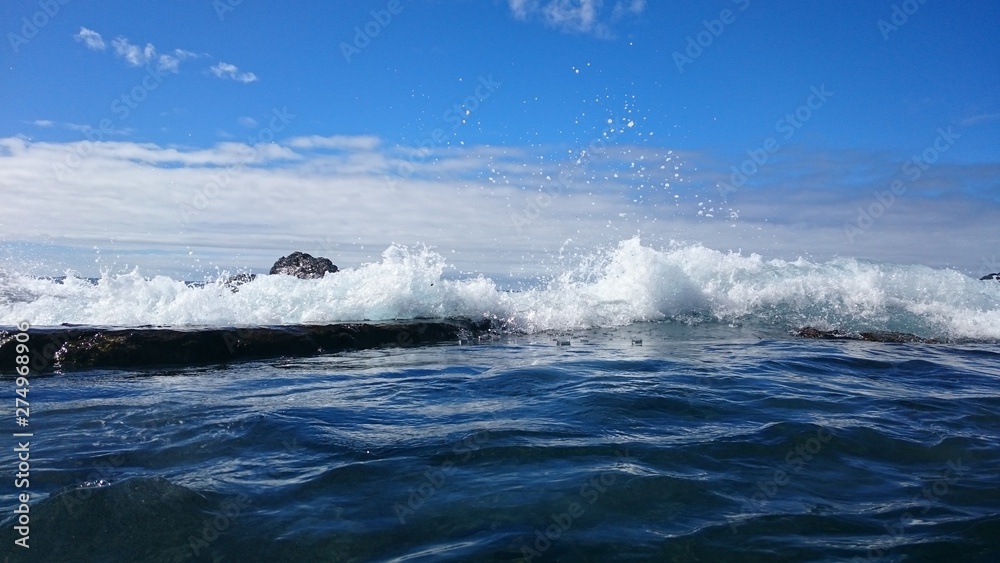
[3, 323, 999, 562]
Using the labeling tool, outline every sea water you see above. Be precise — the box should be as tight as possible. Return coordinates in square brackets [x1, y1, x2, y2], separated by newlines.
[1, 238, 998, 562]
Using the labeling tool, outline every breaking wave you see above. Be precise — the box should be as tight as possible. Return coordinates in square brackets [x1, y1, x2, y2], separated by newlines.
[2, 238, 998, 340]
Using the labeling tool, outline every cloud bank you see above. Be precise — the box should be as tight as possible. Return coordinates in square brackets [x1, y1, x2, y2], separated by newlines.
[0, 132, 997, 280]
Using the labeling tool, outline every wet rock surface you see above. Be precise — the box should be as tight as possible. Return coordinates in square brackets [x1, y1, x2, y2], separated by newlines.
[269, 252, 338, 279]
[796, 326, 939, 343]
[0, 318, 497, 373]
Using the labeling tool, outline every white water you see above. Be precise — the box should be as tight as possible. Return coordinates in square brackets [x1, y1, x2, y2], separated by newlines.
[2, 238, 999, 339]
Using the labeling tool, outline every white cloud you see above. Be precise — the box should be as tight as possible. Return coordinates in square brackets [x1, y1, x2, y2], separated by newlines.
[26, 120, 131, 134]
[0, 136, 997, 280]
[613, 0, 645, 18]
[237, 116, 258, 128]
[545, 0, 600, 32]
[74, 27, 105, 50]
[74, 29, 213, 76]
[284, 135, 381, 151]
[508, 0, 531, 19]
[101, 36, 199, 72]
[157, 49, 198, 73]
[508, 0, 644, 36]
[157, 54, 180, 73]
[209, 62, 258, 83]
[111, 37, 157, 67]
[64, 123, 132, 136]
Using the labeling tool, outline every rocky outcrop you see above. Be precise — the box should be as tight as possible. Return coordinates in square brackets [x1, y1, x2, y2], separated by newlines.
[980, 273, 1000, 281]
[0, 318, 498, 373]
[222, 273, 257, 292]
[218, 253, 337, 291]
[269, 252, 338, 279]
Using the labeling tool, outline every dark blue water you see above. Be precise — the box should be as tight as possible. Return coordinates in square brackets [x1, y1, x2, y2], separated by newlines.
[3, 323, 999, 562]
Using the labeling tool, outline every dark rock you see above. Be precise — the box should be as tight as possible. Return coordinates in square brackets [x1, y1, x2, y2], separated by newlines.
[269, 252, 338, 279]
[796, 326, 826, 339]
[980, 273, 1000, 281]
[222, 272, 257, 292]
[795, 326, 938, 344]
[0, 318, 498, 373]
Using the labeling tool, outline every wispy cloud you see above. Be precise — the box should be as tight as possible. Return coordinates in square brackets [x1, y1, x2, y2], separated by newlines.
[508, 0, 645, 37]
[209, 62, 258, 83]
[0, 135, 997, 279]
[64, 123, 133, 136]
[612, 0, 645, 18]
[73, 27, 105, 50]
[25, 120, 131, 135]
[73, 28, 253, 82]
[110, 37, 197, 73]
[111, 36, 157, 66]
[284, 135, 381, 151]
[237, 116, 258, 128]
[74, 29, 200, 73]
[157, 49, 198, 73]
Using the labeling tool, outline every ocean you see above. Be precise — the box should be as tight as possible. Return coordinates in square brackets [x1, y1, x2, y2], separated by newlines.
[2, 238, 999, 562]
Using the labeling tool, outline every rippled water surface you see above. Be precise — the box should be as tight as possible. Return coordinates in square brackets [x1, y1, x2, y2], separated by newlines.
[3, 323, 999, 562]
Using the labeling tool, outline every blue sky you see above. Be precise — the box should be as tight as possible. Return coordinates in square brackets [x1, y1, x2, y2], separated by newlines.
[1, 0, 999, 280]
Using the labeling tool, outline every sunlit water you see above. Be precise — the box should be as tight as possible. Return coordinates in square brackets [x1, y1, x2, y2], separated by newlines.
[2, 323, 999, 562]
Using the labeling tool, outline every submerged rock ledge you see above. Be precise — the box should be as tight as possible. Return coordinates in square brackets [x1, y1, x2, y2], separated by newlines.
[0, 318, 495, 374]
[795, 326, 939, 344]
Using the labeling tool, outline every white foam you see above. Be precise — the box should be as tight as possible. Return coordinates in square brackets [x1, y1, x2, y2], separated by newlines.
[2, 238, 999, 339]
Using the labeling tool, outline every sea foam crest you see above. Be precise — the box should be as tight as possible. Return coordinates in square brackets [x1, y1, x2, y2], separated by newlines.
[1, 238, 998, 339]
